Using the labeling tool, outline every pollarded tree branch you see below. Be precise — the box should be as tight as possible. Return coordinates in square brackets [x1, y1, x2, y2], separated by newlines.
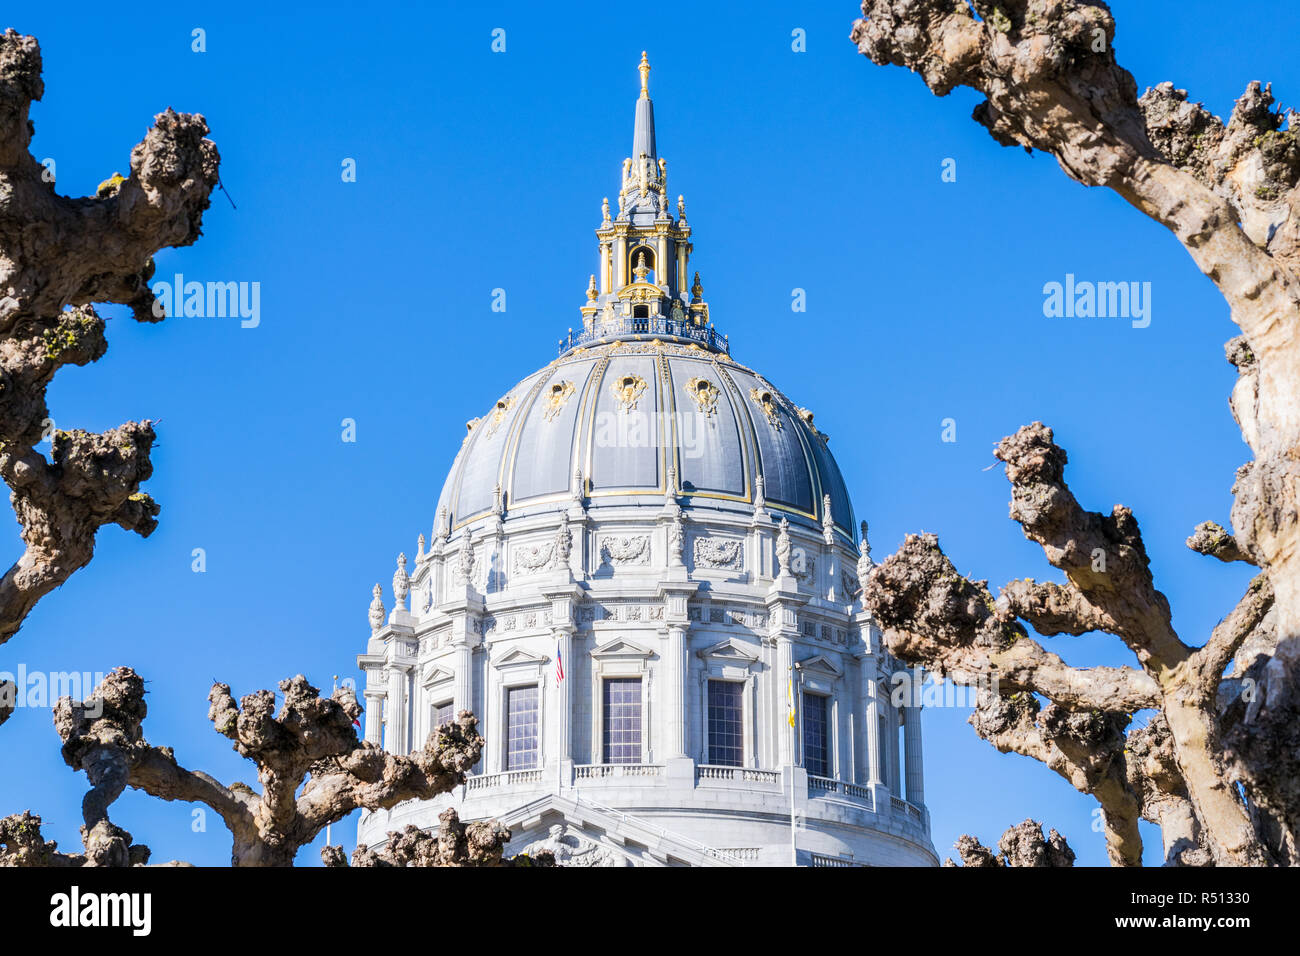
[849, 2, 1300, 865]
[322, 808, 555, 868]
[994, 422, 1188, 671]
[945, 819, 1076, 867]
[50, 667, 488, 866]
[867, 423, 1276, 865]
[1187, 520, 1254, 565]
[0, 29, 219, 649]
[868, 533, 1159, 713]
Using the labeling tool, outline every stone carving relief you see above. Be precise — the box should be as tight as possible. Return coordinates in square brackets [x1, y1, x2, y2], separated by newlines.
[513, 541, 555, 575]
[520, 824, 633, 867]
[693, 536, 743, 571]
[599, 534, 651, 566]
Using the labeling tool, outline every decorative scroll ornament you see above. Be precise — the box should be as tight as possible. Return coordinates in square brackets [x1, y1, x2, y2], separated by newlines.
[693, 536, 743, 571]
[822, 493, 835, 544]
[776, 518, 792, 576]
[513, 542, 555, 575]
[544, 380, 576, 422]
[392, 553, 410, 610]
[749, 387, 782, 430]
[753, 474, 766, 512]
[368, 583, 385, 635]
[436, 505, 451, 541]
[610, 372, 648, 412]
[600, 534, 651, 566]
[685, 376, 720, 418]
[485, 396, 513, 436]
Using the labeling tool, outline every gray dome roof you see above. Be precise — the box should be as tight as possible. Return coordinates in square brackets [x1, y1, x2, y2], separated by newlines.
[435, 339, 855, 541]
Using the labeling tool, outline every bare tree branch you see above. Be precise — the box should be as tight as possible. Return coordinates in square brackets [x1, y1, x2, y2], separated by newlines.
[0, 29, 219, 647]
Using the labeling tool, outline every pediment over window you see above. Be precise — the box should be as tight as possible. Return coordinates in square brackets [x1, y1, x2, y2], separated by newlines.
[591, 637, 655, 659]
[492, 647, 550, 670]
[795, 654, 842, 678]
[421, 663, 454, 687]
[696, 637, 759, 664]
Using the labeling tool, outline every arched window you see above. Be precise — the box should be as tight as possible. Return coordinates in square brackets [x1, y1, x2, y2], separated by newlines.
[629, 246, 656, 284]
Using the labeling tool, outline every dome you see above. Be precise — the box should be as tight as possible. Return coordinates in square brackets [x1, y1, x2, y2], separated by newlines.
[434, 338, 856, 544]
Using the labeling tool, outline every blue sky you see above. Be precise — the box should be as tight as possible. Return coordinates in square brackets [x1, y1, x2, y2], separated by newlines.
[1, 0, 1294, 866]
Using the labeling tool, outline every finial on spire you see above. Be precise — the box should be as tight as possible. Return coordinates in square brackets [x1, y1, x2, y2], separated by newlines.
[639, 51, 651, 98]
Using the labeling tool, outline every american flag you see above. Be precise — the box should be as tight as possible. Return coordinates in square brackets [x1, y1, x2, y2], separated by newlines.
[555, 644, 565, 684]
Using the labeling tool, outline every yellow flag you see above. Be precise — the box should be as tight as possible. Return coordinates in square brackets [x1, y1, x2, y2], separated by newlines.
[786, 676, 796, 728]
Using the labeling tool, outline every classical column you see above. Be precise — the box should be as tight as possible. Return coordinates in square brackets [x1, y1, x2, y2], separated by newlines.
[554, 627, 573, 765]
[663, 624, 687, 759]
[452, 640, 473, 716]
[776, 636, 794, 767]
[863, 664, 882, 787]
[363, 690, 383, 746]
[903, 704, 925, 806]
[614, 235, 627, 288]
[384, 665, 407, 754]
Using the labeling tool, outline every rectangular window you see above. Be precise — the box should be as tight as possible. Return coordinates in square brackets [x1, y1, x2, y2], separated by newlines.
[431, 700, 454, 730]
[803, 693, 830, 778]
[602, 678, 642, 764]
[707, 680, 744, 767]
[505, 685, 539, 770]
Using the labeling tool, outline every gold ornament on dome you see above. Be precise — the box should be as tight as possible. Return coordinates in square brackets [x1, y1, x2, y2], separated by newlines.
[485, 395, 514, 436]
[750, 387, 783, 430]
[610, 372, 648, 412]
[543, 380, 576, 422]
[685, 376, 720, 418]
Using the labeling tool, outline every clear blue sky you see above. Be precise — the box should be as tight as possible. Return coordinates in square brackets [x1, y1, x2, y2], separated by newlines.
[1, 0, 1294, 866]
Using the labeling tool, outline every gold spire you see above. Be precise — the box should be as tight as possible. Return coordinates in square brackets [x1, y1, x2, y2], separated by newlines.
[638, 51, 650, 98]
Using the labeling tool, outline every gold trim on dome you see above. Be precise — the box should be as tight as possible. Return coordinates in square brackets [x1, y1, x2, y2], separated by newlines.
[610, 372, 648, 412]
[685, 376, 720, 419]
[543, 380, 576, 422]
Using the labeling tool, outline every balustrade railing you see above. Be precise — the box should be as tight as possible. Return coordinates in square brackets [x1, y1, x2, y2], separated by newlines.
[559, 315, 729, 355]
[575, 763, 663, 780]
[696, 765, 780, 787]
[465, 768, 543, 791]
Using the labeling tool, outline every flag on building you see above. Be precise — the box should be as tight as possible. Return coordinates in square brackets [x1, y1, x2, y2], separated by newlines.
[786, 674, 796, 728]
[556, 644, 565, 684]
